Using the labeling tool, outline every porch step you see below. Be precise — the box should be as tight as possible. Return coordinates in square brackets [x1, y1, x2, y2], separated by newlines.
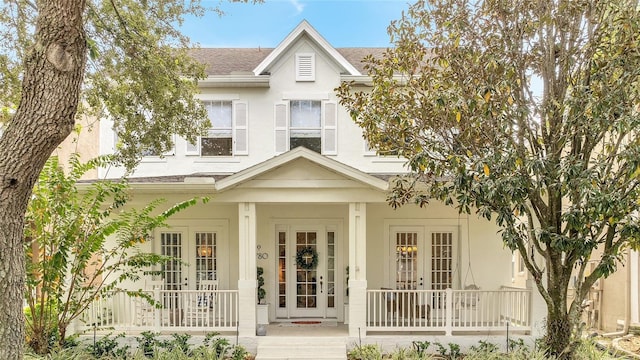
[256, 337, 347, 360]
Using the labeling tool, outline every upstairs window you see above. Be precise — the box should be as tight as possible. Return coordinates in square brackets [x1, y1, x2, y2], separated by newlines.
[187, 100, 248, 156]
[203, 100, 232, 156]
[290, 100, 321, 152]
[274, 100, 337, 155]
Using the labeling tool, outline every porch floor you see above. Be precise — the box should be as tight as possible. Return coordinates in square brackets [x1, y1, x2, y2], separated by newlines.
[263, 321, 348, 337]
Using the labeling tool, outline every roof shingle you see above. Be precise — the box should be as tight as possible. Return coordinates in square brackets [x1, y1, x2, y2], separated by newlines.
[189, 47, 388, 76]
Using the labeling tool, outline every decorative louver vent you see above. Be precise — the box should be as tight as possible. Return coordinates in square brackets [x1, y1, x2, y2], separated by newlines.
[296, 53, 315, 81]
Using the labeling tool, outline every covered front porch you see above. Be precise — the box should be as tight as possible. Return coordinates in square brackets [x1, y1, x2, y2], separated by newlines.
[75, 148, 539, 343]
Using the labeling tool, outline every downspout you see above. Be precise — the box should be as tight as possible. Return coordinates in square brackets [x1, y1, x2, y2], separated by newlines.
[602, 248, 631, 337]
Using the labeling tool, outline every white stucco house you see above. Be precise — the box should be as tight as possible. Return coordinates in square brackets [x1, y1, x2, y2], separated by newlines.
[83, 20, 542, 354]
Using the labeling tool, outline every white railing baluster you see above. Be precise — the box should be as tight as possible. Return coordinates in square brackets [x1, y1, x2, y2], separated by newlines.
[365, 288, 531, 334]
[76, 288, 239, 334]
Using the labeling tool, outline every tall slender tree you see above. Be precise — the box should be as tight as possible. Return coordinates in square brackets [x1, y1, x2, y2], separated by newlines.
[337, 0, 640, 358]
[0, 1, 259, 358]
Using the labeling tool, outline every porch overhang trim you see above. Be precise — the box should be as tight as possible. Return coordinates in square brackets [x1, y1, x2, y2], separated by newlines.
[126, 183, 215, 193]
[198, 75, 270, 88]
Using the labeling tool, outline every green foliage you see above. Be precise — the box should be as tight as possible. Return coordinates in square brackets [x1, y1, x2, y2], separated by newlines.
[25, 331, 251, 359]
[24, 155, 204, 354]
[469, 340, 498, 354]
[132, 331, 248, 359]
[257, 267, 266, 303]
[136, 332, 165, 358]
[433, 342, 461, 360]
[411, 341, 431, 356]
[507, 338, 527, 353]
[348, 344, 384, 360]
[389, 346, 433, 359]
[0, 0, 261, 166]
[87, 333, 130, 358]
[337, 0, 640, 357]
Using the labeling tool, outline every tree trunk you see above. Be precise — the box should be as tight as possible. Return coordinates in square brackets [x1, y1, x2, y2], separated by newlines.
[545, 306, 573, 360]
[543, 268, 580, 360]
[0, 1, 86, 358]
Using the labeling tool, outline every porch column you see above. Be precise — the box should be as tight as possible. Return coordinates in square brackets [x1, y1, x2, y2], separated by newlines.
[348, 202, 367, 337]
[238, 202, 257, 337]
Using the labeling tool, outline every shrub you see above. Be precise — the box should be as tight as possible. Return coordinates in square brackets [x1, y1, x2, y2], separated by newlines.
[348, 344, 383, 360]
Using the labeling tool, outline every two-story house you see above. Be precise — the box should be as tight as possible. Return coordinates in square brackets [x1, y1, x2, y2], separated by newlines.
[86, 20, 541, 355]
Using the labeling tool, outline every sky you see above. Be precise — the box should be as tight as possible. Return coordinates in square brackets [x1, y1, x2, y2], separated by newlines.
[180, 0, 413, 48]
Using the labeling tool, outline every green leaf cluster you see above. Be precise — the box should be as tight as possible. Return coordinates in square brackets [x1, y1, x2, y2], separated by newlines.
[0, 0, 260, 168]
[24, 154, 205, 354]
[337, 0, 640, 357]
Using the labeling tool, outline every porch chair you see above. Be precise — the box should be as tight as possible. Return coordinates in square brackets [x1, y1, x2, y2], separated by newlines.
[183, 280, 218, 326]
[382, 288, 430, 323]
[458, 284, 480, 308]
[455, 284, 480, 324]
[135, 280, 165, 326]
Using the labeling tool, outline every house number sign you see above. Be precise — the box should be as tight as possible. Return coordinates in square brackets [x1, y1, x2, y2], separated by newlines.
[256, 245, 268, 260]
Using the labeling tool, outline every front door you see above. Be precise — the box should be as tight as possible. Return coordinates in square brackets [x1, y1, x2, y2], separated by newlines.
[275, 224, 338, 319]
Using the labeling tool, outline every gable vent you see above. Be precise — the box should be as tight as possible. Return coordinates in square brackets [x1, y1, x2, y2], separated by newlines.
[296, 53, 315, 82]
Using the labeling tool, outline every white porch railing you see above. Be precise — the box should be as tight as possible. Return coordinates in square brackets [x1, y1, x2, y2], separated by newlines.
[79, 289, 239, 333]
[367, 288, 531, 335]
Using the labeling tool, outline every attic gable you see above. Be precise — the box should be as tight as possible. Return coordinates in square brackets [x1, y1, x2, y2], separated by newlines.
[253, 20, 361, 76]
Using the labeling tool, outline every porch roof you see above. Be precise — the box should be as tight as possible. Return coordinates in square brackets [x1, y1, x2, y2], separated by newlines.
[214, 147, 389, 192]
[87, 148, 396, 200]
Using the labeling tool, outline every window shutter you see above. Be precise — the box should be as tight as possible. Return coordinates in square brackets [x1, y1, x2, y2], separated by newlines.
[274, 102, 289, 154]
[322, 101, 337, 155]
[295, 53, 315, 82]
[233, 101, 249, 155]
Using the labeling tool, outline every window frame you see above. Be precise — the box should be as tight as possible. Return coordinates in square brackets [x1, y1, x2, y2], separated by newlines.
[274, 99, 337, 155]
[185, 99, 248, 157]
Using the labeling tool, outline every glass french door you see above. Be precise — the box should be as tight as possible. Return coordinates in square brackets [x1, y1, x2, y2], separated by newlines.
[392, 227, 457, 311]
[160, 232, 184, 310]
[276, 225, 337, 318]
[159, 230, 218, 290]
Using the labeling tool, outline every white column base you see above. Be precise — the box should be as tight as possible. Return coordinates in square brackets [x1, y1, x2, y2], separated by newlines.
[348, 280, 367, 337]
[238, 279, 257, 337]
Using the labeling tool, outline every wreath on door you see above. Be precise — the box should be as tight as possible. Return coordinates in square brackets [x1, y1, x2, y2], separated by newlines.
[296, 246, 319, 270]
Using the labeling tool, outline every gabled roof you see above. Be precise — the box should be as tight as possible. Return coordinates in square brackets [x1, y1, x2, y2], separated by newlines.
[215, 147, 389, 192]
[252, 20, 362, 76]
[190, 48, 274, 76]
[188, 21, 390, 77]
[191, 47, 387, 76]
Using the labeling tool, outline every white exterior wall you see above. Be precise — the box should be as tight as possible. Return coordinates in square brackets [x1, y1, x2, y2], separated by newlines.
[98, 35, 407, 179]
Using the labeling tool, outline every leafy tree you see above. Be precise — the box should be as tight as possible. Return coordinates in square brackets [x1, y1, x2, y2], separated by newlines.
[337, 0, 640, 358]
[0, 0, 258, 357]
[24, 154, 206, 354]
